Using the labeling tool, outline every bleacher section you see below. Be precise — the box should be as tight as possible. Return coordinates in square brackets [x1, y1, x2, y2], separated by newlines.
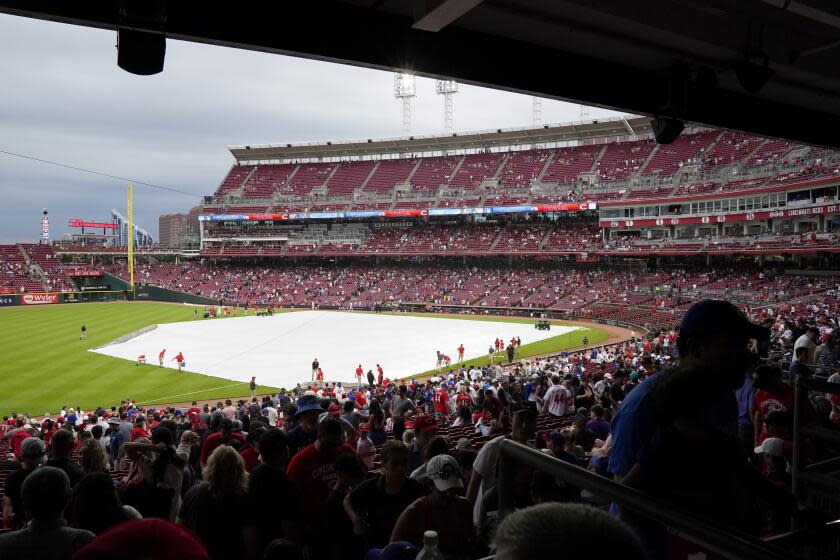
[0, 245, 42, 294]
[209, 129, 839, 214]
[20, 244, 75, 292]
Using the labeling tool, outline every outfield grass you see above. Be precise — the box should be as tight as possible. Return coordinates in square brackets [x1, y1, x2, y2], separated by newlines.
[400, 313, 610, 379]
[0, 302, 276, 416]
[0, 303, 611, 415]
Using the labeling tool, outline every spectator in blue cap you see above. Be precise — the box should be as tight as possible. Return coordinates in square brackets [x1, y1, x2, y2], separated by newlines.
[609, 299, 769, 483]
[365, 541, 418, 560]
[286, 394, 324, 457]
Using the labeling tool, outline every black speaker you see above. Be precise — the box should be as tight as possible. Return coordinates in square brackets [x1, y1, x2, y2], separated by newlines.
[651, 117, 684, 144]
[735, 61, 774, 94]
[117, 28, 166, 75]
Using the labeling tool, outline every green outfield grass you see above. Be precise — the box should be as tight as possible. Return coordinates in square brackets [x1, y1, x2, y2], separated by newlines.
[401, 314, 611, 379]
[0, 303, 612, 415]
[0, 302, 277, 416]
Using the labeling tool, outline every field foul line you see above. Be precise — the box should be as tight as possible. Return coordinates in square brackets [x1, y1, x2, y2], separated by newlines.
[135, 382, 244, 405]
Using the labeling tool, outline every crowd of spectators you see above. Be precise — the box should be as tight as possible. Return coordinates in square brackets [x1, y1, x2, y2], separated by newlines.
[104, 260, 838, 330]
[197, 220, 840, 259]
[0, 296, 837, 559]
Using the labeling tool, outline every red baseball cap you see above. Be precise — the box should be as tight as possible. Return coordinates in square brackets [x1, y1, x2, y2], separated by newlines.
[412, 414, 438, 433]
[71, 519, 209, 560]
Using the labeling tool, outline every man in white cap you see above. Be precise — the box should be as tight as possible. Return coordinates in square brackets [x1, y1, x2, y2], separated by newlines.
[390, 454, 475, 558]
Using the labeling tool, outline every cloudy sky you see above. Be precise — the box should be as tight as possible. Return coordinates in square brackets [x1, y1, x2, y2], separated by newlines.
[0, 14, 623, 242]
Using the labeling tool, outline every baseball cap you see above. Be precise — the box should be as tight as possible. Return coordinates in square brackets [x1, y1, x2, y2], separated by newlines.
[365, 542, 419, 560]
[426, 454, 464, 492]
[108, 417, 120, 425]
[456, 437, 473, 452]
[359, 423, 369, 433]
[21, 437, 45, 458]
[70, 519, 210, 560]
[412, 414, 438, 433]
[547, 430, 565, 445]
[679, 300, 769, 341]
[754, 437, 785, 457]
[295, 394, 323, 416]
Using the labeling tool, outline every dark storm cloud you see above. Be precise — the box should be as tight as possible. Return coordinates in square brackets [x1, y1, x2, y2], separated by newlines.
[0, 15, 621, 242]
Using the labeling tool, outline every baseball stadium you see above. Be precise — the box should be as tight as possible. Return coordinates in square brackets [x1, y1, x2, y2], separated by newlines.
[0, 2, 839, 560]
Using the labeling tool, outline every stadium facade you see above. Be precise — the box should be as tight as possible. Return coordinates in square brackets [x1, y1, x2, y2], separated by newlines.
[195, 118, 838, 260]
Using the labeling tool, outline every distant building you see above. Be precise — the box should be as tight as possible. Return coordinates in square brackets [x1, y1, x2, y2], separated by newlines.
[159, 207, 200, 248]
[112, 210, 154, 247]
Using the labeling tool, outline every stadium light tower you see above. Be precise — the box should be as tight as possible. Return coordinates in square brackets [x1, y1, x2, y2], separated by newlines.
[532, 96, 542, 127]
[435, 79, 458, 131]
[579, 104, 591, 121]
[394, 72, 417, 136]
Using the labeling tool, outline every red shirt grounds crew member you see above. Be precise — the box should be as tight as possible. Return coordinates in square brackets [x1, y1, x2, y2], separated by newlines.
[158, 349, 166, 367]
[356, 365, 364, 381]
[377, 364, 384, 385]
[172, 352, 185, 372]
[457, 344, 465, 363]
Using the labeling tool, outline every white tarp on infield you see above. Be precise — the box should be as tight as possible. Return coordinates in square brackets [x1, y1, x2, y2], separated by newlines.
[91, 311, 579, 388]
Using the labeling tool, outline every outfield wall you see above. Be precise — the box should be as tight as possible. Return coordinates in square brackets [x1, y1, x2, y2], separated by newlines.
[133, 285, 219, 306]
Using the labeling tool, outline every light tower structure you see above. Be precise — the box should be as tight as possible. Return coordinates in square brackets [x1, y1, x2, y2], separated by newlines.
[579, 104, 591, 120]
[394, 72, 417, 135]
[532, 96, 542, 127]
[435, 79, 458, 131]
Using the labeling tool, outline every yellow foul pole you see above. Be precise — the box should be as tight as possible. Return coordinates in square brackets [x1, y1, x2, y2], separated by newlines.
[128, 183, 134, 298]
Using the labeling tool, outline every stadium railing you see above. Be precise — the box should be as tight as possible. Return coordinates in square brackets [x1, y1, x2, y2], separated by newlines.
[497, 439, 795, 560]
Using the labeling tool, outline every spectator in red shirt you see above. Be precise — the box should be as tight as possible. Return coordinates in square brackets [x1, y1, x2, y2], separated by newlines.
[287, 417, 360, 557]
[239, 423, 267, 473]
[753, 364, 796, 447]
[433, 385, 450, 422]
[186, 401, 201, 419]
[130, 416, 149, 442]
[456, 386, 473, 408]
[483, 390, 505, 420]
[10, 423, 35, 459]
[355, 390, 367, 410]
[200, 418, 246, 465]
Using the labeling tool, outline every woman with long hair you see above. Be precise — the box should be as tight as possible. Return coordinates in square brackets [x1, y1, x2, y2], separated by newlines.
[78, 439, 108, 476]
[178, 445, 256, 559]
[367, 400, 387, 446]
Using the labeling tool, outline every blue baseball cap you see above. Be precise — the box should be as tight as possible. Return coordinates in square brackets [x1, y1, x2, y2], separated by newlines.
[679, 300, 769, 341]
[365, 541, 419, 560]
[295, 394, 323, 416]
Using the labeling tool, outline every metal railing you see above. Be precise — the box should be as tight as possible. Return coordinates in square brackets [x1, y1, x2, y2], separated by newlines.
[496, 439, 793, 560]
[793, 375, 840, 520]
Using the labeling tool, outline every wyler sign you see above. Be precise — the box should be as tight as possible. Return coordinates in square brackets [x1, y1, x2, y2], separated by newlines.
[21, 293, 59, 305]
